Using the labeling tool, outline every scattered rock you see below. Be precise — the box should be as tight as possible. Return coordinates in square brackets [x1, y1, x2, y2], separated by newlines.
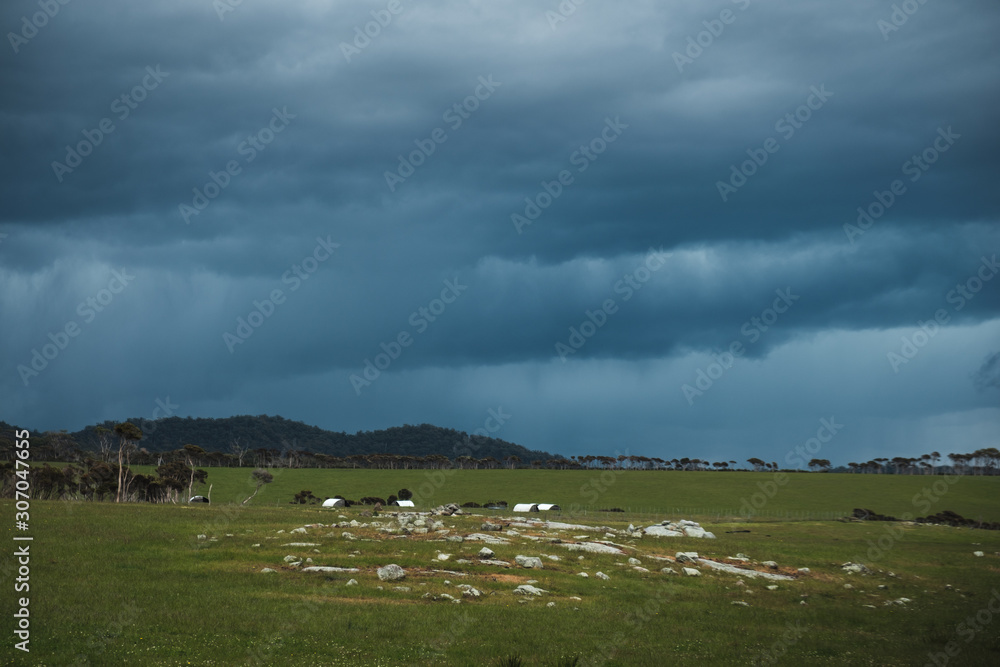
[346, 579, 358, 586]
[546, 601, 556, 608]
[973, 551, 985, 557]
[661, 568, 677, 575]
[731, 601, 750, 607]
[290, 527, 307, 534]
[675, 552, 699, 564]
[302, 566, 359, 573]
[761, 561, 778, 569]
[515, 555, 544, 569]
[478, 547, 495, 559]
[841, 562, 870, 574]
[595, 572, 610, 581]
[560, 542, 626, 555]
[377, 564, 406, 582]
[260, 568, 276, 573]
[514, 584, 548, 596]
[682, 567, 701, 577]
[766, 585, 779, 591]
[577, 572, 589, 578]
[283, 555, 300, 563]
[465, 533, 510, 545]
[627, 557, 642, 566]
[437, 553, 451, 561]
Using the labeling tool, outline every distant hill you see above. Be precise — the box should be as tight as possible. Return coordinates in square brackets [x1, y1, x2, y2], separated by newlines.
[68, 415, 556, 462]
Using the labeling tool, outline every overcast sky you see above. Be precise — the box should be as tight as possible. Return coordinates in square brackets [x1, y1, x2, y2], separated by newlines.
[2, 0, 998, 467]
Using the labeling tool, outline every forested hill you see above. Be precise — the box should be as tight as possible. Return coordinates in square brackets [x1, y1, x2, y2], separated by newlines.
[68, 415, 555, 462]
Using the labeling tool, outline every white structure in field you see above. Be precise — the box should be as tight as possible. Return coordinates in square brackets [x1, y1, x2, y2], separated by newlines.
[391, 500, 415, 507]
[322, 498, 346, 508]
[537, 503, 561, 511]
[513, 503, 539, 512]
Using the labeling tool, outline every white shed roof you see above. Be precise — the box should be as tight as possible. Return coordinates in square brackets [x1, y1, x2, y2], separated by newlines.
[393, 500, 415, 507]
[537, 503, 561, 511]
[513, 503, 539, 512]
[322, 498, 345, 508]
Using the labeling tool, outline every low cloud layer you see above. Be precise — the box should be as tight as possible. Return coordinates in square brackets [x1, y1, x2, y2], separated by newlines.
[2, 0, 998, 466]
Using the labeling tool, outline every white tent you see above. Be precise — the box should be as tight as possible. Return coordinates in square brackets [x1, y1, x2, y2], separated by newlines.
[391, 500, 415, 507]
[537, 503, 561, 511]
[322, 498, 346, 508]
[513, 503, 539, 512]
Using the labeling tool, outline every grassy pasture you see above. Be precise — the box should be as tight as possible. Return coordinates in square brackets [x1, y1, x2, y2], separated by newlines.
[130, 466, 1000, 523]
[3, 470, 1000, 665]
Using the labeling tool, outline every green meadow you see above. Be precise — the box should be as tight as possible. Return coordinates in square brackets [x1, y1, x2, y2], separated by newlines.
[127, 466, 1000, 523]
[4, 470, 1000, 665]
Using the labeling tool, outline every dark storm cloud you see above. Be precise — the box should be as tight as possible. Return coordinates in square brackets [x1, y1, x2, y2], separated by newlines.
[1, 0, 998, 463]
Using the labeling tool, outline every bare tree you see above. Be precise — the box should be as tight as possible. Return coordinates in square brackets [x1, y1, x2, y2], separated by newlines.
[229, 437, 249, 467]
[113, 422, 142, 503]
[95, 426, 114, 463]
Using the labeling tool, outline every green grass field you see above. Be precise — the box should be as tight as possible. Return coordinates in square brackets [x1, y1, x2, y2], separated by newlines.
[4, 470, 1000, 665]
[129, 466, 1000, 523]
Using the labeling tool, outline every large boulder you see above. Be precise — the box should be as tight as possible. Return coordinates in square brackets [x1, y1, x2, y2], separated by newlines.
[645, 525, 684, 537]
[559, 542, 626, 555]
[515, 555, 544, 569]
[377, 564, 406, 581]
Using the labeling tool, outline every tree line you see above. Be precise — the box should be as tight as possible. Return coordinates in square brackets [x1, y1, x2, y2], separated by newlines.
[1, 418, 997, 476]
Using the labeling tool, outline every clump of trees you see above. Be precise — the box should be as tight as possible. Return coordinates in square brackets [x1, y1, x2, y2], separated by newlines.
[0, 457, 206, 503]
